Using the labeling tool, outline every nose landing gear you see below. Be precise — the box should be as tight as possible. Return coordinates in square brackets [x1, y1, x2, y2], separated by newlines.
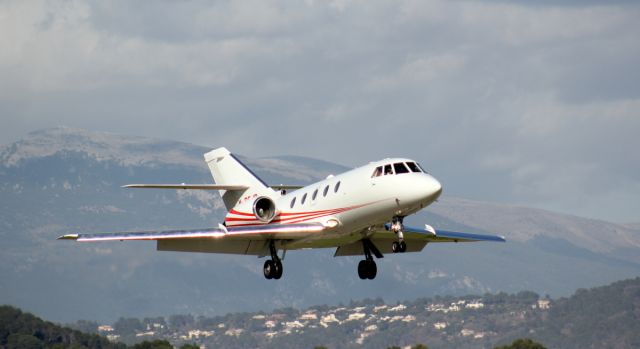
[263, 240, 283, 280]
[390, 216, 407, 253]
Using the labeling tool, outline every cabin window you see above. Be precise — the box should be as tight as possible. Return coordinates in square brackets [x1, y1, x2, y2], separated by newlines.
[406, 162, 422, 173]
[334, 181, 341, 193]
[301, 193, 307, 205]
[323, 185, 330, 197]
[394, 162, 410, 174]
[290, 197, 296, 208]
[372, 166, 382, 177]
[312, 189, 318, 200]
[384, 164, 393, 175]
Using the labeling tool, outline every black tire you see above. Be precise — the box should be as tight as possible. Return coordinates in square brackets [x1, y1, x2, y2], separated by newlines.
[263, 260, 274, 279]
[399, 241, 407, 253]
[366, 260, 377, 280]
[392, 241, 400, 253]
[274, 260, 283, 280]
[357, 260, 367, 279]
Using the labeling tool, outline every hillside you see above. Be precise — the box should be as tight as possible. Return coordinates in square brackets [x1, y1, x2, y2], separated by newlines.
[65, 277, 640, 349]
[1, 127, 639, 322]
[0, 305, 126, 349]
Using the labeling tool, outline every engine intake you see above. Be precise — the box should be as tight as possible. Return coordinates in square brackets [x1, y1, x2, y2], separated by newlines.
[253, 196, 277, 223]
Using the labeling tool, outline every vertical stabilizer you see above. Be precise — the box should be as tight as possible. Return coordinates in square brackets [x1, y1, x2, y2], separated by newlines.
[204, 147, 272, 210]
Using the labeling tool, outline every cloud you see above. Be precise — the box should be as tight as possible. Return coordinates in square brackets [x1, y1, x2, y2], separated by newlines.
[1, 0, 638, 222]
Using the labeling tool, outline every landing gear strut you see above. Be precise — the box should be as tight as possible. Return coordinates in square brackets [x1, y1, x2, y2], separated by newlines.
[390, 216, 407, 253]
[263, 240, 283, 280]
[358, 239, 382, 280]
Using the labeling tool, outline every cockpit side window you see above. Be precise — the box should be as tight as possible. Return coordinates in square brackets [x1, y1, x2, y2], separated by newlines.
[416, 162, 428, 173]
[406, 162, 422, 173]
[394, 162, 410, 174]
[372, 166, 382, 177]
[384, 164, 393, 175]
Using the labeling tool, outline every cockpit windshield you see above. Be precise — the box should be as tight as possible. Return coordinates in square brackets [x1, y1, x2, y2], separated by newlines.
[372, 161, 426, 177]
[393, 162, 410, 174]
[405, 162, 422, 173]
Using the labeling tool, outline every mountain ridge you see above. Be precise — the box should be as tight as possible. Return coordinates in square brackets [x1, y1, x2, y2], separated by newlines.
[1, 127, 639, 323]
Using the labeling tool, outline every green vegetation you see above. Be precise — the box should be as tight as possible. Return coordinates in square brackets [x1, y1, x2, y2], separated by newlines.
[494, 338, 547, 349]
[0, 305, 125, 349]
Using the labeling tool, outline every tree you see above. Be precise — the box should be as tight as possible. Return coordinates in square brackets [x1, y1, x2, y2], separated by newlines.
[133, 339, 173, 349]
[7, 334, 43, 349]
[494, 338, 547, 349]
[180, 344, 199, 349]
[113, 317, 144, 336]
[412, 345, 429, 349]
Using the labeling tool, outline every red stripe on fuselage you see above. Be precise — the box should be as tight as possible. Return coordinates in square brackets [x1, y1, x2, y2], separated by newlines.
[224, 202, 376, 227]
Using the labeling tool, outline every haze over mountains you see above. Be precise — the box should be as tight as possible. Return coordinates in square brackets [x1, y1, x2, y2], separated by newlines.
[1, 127, 638, 323]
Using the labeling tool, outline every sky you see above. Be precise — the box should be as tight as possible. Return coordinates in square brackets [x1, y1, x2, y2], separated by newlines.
[1, 0, 638, 223]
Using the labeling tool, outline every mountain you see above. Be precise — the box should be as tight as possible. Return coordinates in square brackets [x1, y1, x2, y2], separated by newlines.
[1, 127, 639, 323]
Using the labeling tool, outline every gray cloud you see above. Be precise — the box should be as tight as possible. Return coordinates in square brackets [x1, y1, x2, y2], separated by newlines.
[1, 0, 638, 222]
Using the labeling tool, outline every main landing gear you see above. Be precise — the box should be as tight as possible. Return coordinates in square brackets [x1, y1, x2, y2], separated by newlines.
[263, 241, 283, 280]
[390, 216, 407, 253]
[358, 239, 383, 280]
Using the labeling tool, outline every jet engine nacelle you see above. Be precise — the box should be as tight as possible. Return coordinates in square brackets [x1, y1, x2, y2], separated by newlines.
[253, 196, 278, 223]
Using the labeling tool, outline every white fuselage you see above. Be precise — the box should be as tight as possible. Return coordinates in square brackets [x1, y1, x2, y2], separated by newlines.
[224, 158, 442, 246]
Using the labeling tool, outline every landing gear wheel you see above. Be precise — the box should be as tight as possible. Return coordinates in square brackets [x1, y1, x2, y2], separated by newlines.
[273, 260, 283, 280]
[366, 260, 377, 280]
[263, 260, 275, 279]
[357, 260, 377, 280]
[358, 260, 368, 280]
[392, 241, 400, 253]
[399, 240, 407, 253]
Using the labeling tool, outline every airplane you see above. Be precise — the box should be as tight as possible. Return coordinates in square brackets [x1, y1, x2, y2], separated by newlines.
[59, 147, 505, 280]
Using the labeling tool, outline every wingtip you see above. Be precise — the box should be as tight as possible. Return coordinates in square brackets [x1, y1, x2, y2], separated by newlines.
[57, 234, 79, 240]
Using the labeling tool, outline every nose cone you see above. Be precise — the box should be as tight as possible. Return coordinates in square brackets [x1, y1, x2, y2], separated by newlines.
[427, 175, 443, 202]
[403, 174, 442, 206]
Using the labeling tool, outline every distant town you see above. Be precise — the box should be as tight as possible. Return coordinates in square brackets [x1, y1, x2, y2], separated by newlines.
[86, 293, 552, 348]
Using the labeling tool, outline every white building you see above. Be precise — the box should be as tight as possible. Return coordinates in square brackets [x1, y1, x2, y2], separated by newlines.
[346, 313, 367, 321]
[465, 301, 485, 309]
[388, 304, 407, 312]
[434, 322, 447, 330]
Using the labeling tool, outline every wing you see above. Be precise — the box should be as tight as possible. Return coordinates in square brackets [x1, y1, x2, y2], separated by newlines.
[58, 223, 325, 255]
[334, 224, 505, 256]
[399, 224, 506, 243]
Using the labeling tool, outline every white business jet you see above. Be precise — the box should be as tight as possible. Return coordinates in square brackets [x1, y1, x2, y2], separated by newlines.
[59, 147, 505, 280]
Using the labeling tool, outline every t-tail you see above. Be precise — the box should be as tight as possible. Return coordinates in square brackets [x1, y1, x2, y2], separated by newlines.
[204, 147, 275, 210]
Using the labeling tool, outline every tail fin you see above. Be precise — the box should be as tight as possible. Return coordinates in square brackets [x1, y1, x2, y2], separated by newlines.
[204, 147, 272, 210]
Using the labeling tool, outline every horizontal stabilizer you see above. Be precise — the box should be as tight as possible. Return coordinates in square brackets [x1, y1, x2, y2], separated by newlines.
[123, 184, 249, 190]
[123, 184, 303, 190]
[270, 185, 304, 190]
